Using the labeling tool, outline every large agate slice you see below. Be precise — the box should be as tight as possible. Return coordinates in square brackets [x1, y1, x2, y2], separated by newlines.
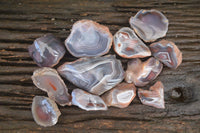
[138, 81, 165, 109]
[65, 19, 113, 57]
[150, 40, 182, 69]
[32, 67, 71, 106]
[57, 55, 124, 95]
[32, 96, 61, 127]
[28, 34, 66, 67]
[125, 57, 163, 87]
[113, 27, 151, 58]
[72, 89, 107, 111]
[129, 9, 169, 42]
[101, 83, 136, 108]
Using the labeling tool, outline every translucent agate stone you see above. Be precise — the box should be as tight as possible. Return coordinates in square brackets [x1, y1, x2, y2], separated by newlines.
[72, 89, 107, 111]
[129, 9, 169, 42]
[32, 67, 71, 106]
[138, 81, 165, 109]
[150, 40, 182, 69]
[32, 96, 61, 127]
[114, 27, 151, 58]
[57, 55, 124, 95]
[101, 83, 136, 108]
[65, 19, 113, 57]
[125, 57, 163, 87]
[28, 34, 66, 67]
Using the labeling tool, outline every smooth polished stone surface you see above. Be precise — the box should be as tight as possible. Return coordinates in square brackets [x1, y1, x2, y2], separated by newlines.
[57, 55, 124, 95]
[113, 27, 151, 58]
[32, 67, 71, 106]
[28, 34, 66, 67]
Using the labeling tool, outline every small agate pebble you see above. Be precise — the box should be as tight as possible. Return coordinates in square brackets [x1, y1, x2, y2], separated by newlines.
[125, 57, 163, 87]
[101, 83, 136, 108]
[57, 55, 124, 95]
[138, 81, 165, 109]
[129, 9, 169, 42]
[65, 19, 113, 57]
[150, 40, 182, 69]
[32, 67, 71, 106]
[28, 34, 66, 67]
[72, 89, 107, 111]
[113, 27, 151, 58]
[32, 96, 61, 127]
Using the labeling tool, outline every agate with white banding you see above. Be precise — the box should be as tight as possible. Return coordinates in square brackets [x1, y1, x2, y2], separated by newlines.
[32, 67, 71, 106]
[32, 96, 61, 127]
[28, 34, 66, 67]
[101, 83, 136, 108]
[150, 40, 182, 69]
[125, 57, 163, 87]
[129, 9, 169, 42]
[114, 27, 151, 58]
[138, 81, 165, 109]
[57, 55, 124, 95]
[72, 89, 107, 111]
[65, 19, 113, 57]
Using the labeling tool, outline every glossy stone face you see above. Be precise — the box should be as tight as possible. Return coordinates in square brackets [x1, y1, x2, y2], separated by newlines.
[129, 9, 169, 42]
[57, 55, 124, 95]
[32, 67, 71, 106]
[125, 57, 163, 87]
[138, 81, 165, 109]
[71, 89, 107, 111]
[65, 19, 113, 57]
[32, 96, 61, 127]
[150, 40, 182, 69]
[28, 34, 66, 67]
[101, 83, 136, 108]
[113, 27, 151, 58]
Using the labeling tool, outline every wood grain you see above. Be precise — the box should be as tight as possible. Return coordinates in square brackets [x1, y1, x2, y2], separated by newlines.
[0, 0, 200, 132]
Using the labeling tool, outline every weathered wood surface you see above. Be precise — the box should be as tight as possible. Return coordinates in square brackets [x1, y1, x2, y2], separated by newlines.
[0, 0, 200, 132]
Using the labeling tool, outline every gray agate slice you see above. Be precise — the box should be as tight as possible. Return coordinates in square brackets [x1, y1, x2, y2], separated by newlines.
[72, 89, 107, 111]
[32, 67, 71, 106]
[129, 9, 169, 42]
[28, 34, 66, 67]
[32, 96, 61, 127]
[57, 55, 124, 95]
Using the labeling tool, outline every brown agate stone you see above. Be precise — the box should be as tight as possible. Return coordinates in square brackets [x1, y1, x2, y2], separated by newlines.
[150, 40, 182, 69]
[101, 83, 136, 108]
[138, 81, 165, 109]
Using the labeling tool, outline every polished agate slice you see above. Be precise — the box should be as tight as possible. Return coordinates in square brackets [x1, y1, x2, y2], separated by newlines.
[65, 19, 113, 57]
[138, 81, 165, 109]
[101, 83, 136, 108]
[113, 27, 151, 58]
[129, 9, 169, 42]
[125, 57, 163, 87]
[32, 96, 61, 127]
[150, 40, 182, 69]
[57, 55, 124, 95]
[28, 34, 66, 67]
[32, 67, 71, 106]
[72, 89, 107, 111]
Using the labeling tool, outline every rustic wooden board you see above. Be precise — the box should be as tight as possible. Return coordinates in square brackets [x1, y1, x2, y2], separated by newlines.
[0, 0, 200, 132]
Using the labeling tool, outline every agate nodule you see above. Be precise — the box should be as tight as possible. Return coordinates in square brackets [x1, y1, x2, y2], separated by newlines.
[28, 34, 66, 67]
[150, 40, 182, 69]
[65, 19, 113, 57]
[113, 27, 151, 58]
[32, 96, 61, 127]
[32, 67, 71, 106]
[138, 81, 165, 109]
[57, 55, 124, 95]
[72, 89, 107, 111]
[101, 83, 136, 108]
[129, 9, 169, 42]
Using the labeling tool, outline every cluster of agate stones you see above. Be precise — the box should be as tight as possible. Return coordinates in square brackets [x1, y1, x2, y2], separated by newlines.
[28, 9, 182, 127]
